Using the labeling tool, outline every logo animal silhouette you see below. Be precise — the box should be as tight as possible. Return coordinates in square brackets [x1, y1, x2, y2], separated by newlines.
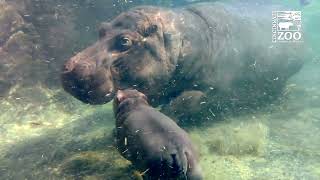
[278, 22, 294, 30]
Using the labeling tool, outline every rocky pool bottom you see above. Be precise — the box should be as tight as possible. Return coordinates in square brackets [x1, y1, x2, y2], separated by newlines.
[0, 62, 319, 180]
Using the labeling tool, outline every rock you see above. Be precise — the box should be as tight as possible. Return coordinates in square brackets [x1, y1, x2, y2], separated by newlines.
[0, 2, 24, 45]
[0, 1, 46, 97]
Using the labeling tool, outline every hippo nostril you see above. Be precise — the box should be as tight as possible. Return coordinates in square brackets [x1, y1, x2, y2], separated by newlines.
[73, 62, 95, 79]
[110, 66, 119, 76]
[63, 61, 75, 73]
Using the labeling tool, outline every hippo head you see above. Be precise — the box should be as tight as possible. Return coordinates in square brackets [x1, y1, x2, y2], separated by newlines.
[113, 89, 149, 117]
[61, 6, 182, 104]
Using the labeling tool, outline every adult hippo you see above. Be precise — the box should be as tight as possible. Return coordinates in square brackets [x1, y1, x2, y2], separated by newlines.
[61, 2, 305, 122]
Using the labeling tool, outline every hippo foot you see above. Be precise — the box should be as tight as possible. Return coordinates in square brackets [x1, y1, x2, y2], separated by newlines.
[161, 90, 208, 126]
[139, 145, 202, 180]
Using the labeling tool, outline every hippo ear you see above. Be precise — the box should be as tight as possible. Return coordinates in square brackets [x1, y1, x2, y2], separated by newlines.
[98, 22, 109, 38]
[116, 90, 126, 102]
[99, 28, 106, 38]
[138, 93, 149, 103]
[138, 92, 148, 100]
[144, 24, 158, 37]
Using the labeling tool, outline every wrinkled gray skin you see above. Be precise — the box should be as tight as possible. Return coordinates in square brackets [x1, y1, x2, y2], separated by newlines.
[61, 2, 305, 120]
[113, 89, 202, 180]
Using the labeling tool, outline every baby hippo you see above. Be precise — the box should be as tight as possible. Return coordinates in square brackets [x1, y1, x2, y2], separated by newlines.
[113, 89, 202, 180]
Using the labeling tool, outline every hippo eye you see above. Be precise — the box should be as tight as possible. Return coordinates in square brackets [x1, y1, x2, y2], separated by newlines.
[115, 36, 132, 52]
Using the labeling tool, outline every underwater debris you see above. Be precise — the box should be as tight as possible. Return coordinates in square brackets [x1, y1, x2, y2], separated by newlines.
[59, 151, 130, 177]
[206, 120, 269, 156]
[29, 121, 43, 127]
[0, 0, 319, 179]
[132, 169, 148, 180]
[59, 151, 111, 176]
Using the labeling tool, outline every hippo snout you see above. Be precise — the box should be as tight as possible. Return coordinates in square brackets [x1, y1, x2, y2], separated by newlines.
[64, 60, 96, 81]
[61, 56, 115, 104]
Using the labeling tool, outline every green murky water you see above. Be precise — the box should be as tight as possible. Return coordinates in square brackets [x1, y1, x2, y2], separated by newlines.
[0, 0, 319, 179]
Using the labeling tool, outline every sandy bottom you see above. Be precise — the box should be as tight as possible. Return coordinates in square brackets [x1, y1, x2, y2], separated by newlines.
[0, 62, 320, 180]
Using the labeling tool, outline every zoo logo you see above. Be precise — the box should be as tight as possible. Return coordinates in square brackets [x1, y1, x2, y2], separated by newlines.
[272, 11, 303, 43]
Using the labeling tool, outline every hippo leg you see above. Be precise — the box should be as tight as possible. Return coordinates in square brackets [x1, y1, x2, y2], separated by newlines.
[185, 150, 203, 180]
[161, 90, 207, 125]
[143, 147, 201, 180]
